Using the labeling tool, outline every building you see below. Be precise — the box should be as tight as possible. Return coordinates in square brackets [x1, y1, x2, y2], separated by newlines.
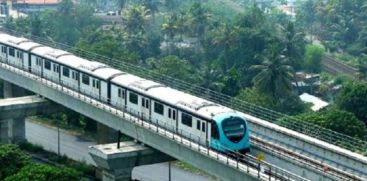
[0, 1, 9, 22]
[13, 0, 60, 13]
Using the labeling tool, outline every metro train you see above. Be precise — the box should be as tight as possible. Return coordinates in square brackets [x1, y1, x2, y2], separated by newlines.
[0, 33, 250, 153]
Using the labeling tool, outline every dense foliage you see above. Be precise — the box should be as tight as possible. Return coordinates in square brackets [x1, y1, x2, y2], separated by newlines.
[0, 145, 30, 179]
[297, 0, 367, 56]
[336, 82, 367, 126]
[4, 164, 79, 181]
[0, 144, 80, 180]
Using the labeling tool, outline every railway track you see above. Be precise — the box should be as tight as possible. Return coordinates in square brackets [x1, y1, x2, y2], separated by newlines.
[322, 56, 358, 77]
[250, 136, 364, 181]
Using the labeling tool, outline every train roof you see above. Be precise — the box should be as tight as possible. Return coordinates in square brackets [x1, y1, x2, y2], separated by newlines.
[92, 67, 124, 80]
[56, 54, 89, 68]
[0, 34, 30, 48]
[31, 46, 57, 60]
[146, 86, 224, 119]
[17, 41, 42, 51]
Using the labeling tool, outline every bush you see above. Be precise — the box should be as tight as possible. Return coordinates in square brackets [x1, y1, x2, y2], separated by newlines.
[0, 144, 30, 180]
[4, 164, 80, 181]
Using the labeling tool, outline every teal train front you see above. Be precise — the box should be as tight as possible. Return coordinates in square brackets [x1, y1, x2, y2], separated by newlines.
[210, 112, 250, 153]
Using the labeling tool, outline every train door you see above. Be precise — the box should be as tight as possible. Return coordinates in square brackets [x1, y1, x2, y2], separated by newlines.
[15, 50, 23, 68]
[140, 97, 150, 120]
[116, 87, 126, 109]
[196, 119, 207, 145]
[0, 45, 6, 62]
[167, 107, 177, 132]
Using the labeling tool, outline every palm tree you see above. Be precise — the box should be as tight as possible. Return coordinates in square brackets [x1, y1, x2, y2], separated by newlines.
[162, 13, 179, 54]
[211, 23, 242, 71]
[197, 62, 224, 92]
[187, 2, 211, 39]
[122, 5, 150, 35]
[280, 22, 306, 70]
[141, 0, 160, 20]
[356, 57, 367, 80]
[250, 45, 295, 99]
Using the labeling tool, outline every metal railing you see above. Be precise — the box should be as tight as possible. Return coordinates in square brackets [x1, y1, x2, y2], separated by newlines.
[1, 27, 366, 155]
[0, 59, 308, 181]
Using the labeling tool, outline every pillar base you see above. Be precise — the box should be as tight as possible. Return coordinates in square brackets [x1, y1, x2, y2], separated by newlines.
[89, 141, 174, 181]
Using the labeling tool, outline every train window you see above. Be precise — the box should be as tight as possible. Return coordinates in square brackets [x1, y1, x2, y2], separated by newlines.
[118, 89, 122, 98]
[211, 122, 219, 139]
[202, 122, 206, 132]
[36, 57, 42, 66]
[1, 46, 6, 53]
[63, 67, 70, 77]
[129, 92, 138, 104]
[16, 51, 23, 60]
[141, 98, 149, 108]
[82, 74, 89, 85]
[44, 60, 51, 70]
[154, 102, 164, 115]
[9, 48, 15, 57]
[197, 120, 201, 130]
[72, 71, 78, 80]
[168, 108, 171, 118]
[181, 113, 192, 127]
[53, 64, 59, 73]
[94, 80, 101, 89]
[172, 110, 176, 120]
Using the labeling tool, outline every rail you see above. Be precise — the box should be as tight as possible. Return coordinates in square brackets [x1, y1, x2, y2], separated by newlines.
[0, 59, 308, 181]
[1, 27, 366, 155]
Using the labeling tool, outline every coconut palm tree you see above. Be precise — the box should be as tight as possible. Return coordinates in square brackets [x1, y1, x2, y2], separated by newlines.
[250, 45, 295, 99]
[162, 13, 179, 54]
[122, 5, 150, 35]
[356, 57, 367, 81]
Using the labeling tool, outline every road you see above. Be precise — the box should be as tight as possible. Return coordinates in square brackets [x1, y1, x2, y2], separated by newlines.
[25, 120, 215, 181]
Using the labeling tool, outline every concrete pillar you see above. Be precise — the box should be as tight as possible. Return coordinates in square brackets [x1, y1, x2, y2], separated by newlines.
[0, 81, 26, 143]
[89, 141, 174, 181]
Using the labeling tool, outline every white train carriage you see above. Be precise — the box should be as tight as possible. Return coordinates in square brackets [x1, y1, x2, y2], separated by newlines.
[111, 74, 159, 119]
[16, 41, 42, 72]
[30, 46, 60, 78]
[0, 34, 31, 69]
[147, 87, 222, 145]
[56, 55, 91, 90]
[91, 67, 123, 103]
[76, 61, 108, 100]
[0, 34, 14, 62]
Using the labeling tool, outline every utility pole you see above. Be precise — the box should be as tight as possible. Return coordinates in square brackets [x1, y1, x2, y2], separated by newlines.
[168, 161, 172, 181]
[57, 119, 60, 161]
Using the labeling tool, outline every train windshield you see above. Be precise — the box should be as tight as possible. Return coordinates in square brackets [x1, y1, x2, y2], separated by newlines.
[222, 117, 246, 143]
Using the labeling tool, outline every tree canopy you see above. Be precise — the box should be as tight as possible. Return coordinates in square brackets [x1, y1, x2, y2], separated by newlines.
[0, 145, 30, 180]
[4, 164, 79, 181]
[336, 83, 367, 126]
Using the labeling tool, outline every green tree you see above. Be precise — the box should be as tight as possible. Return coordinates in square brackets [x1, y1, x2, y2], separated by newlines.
[4, 164, 79, 181]
[0, 145, 30, 180]
[296, 108, 367, 139]
[336, 82, 367, 126]
[122, 5, 150, 35]
[151, 55, 197, 83]
[250, 45, 295, 99]
[304, 44, 324, 73]
[280, 21, 306, 70]
[356, 56, 367, 80]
